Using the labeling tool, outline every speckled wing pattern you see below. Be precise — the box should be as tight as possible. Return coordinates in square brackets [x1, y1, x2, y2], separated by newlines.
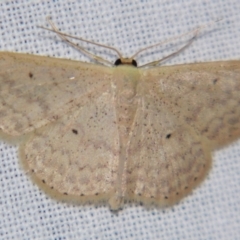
[0, 52, 240, 210]
[0, 52, 112, 135]
[126, 62, 240, 207]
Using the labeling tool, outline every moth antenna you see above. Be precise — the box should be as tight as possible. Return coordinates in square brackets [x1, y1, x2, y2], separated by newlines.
[38, 16, 124, 66]
[133, 18, 222, 67]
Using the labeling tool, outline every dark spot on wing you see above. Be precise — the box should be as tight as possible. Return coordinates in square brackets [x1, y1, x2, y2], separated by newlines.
[29, 72, 33, 78]
[72, 129, 78, 134]
[213, 78, 218, 84]
[166, 133, 171, 139]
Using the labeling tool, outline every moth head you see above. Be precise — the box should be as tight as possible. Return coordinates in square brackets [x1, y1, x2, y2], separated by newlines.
[114, 58, 138, 67]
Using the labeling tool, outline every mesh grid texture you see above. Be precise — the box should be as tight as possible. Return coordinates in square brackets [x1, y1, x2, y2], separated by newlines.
[0, 0, 240, 239]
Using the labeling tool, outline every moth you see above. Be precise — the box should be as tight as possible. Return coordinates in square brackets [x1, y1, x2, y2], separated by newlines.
[0, 18, 239, 210]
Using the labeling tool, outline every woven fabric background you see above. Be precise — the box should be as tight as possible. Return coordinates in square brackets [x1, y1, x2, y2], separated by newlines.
[0, 0, 240, 239]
